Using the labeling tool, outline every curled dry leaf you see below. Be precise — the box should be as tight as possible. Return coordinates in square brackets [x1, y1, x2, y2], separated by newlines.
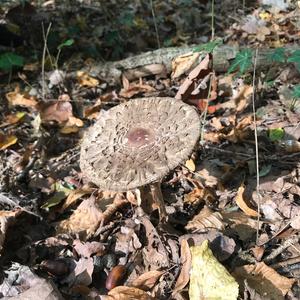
[189, 240, 239, 300]
[172, 239, 192, 297]
[186, 206, 225, 231]
[171, 51, 200, 78]
[185, 159, 196, 172]
[108, 286, 155, 300]
[61, 186, 94, 211]
[235, 185, 259, 217]
[73, 240, 105, 258]
[131, 270, 164, 291]
[175, 54, 212, 101]
[0, 133, 18, 150]
[5, 86, 37, 108]
[57, 196, 103, 240]
[60, 116, 84, 134]
[233, 262, 295, 299]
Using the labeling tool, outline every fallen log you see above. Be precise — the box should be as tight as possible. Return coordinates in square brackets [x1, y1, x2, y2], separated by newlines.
[83, 45, 299, 83]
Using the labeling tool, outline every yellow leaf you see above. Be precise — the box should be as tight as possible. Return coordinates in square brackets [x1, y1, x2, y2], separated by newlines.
[0, 134, 18, 150]
[189, 240, 239, 300]
[77, 71, 99, 87]
[185, 159, 195, 172]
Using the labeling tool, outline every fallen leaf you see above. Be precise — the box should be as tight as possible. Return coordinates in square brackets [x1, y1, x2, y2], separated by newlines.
[0, 209, 22, 252]
[171, 51, 200, 78]
[233, 262, 295, 299]
[119, 82, 155, 98]
[61, 187, 94, 211]
[131, 270, 164, 291]
[60, 116, 84, 134]
[189, 240, 239, 300]
[186, 206, 225, 231]
[108, 286, 155, 300]
[172, 239, 192, 297]
[57, 196, 103, 240]
[0, 133, 18, 150]
[0, 112, 26, 128]
[77, 71, 99, 87]
[73, 240, 105, 258]
[235, 185, 259, 217]
[39, 101, 73, 124]
[5, 86, 37, 108]
[185, 159, 195, 172]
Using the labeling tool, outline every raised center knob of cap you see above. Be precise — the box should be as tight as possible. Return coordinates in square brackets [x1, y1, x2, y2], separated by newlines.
[126, 127, 154, 147]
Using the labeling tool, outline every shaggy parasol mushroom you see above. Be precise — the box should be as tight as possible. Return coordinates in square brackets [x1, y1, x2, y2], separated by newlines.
[80, 97, 200, 221]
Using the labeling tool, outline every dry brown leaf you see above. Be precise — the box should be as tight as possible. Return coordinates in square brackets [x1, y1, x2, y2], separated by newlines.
[235, 185, 258, 217]
[0, 112, 26, 128]
[61, 187, 94, 211]
[186, 206, 225, 231]
[0, 133, 18, 150]
[172, 239, 192, 297]
[108, 286, 155, 300]
[57, 196, 103, 240]
[175, 54, 211, 101]
[73, 240, 105, 258]
[60, 116, 84, 134]
[131, 270, 164, 290]
[119, 83, 155, 98]
[39, 101, 73, 124]
[77, 71, 99, 87]
[185, 159, 195, 172]
[233, 262, 295, 299]
[5, 86, 38, 108]
[0, 209, 22, 252]
[171, 51, 200, 79]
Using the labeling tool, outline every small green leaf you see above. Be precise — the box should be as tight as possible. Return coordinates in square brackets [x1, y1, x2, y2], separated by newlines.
[41, 182, 73, 209]
[57, 38, 74, 50]
[259, 164, 272, 177]
[287, 50, 300, 71]
[0, 52, 24, 71]
[267, 47, 285, 63]
[193, 39, 223, 54]
[268, 128, 285, 142]
[227, 49, 253, 75]
[292, 84, 300, 99]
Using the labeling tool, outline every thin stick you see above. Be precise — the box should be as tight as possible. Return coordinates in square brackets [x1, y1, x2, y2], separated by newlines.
[252, 48, 261, 245]
[41, 22, 52, 101]
[211, 0, 215, 40]
[150, 0, 160, 48]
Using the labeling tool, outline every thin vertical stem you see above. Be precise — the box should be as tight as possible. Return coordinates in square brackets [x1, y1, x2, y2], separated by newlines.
[150, 0, 161, 48]
[211, 0, 215, 40]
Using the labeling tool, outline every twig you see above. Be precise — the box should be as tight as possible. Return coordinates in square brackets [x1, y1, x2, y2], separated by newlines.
[41, 22, 52, 101]
[211, 0, 215, 40]
[251, 48, 261, 245]
[150, 0, 160, 48]
[264, 234, 300, 263]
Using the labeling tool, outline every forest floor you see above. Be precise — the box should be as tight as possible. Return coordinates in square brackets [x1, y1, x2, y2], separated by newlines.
[1, 0, 300, 299]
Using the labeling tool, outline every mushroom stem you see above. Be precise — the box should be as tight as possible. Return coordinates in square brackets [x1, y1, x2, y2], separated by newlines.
[150, 181, 167, 222]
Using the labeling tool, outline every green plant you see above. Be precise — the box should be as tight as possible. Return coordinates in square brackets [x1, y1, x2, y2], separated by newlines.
[0, 52, 24, 71]
[228, 49, 253, 75]
[267, 47, 286, 63]
[55, 38, 74, 68]
[290, 84, 300, 111]
[193, 38, 223, 54]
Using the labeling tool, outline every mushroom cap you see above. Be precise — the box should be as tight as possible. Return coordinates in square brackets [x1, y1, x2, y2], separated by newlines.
[80, 97, 200, 191]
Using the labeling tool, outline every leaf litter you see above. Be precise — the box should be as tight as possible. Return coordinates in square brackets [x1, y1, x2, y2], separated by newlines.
[1, 0, 300, 299]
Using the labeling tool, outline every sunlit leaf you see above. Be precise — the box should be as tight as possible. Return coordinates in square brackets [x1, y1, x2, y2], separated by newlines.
[193, 38, 223, 54]
[228, 49, 253, 75]
[268, 128, 284, 142]
[57, 39, 74, 50]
